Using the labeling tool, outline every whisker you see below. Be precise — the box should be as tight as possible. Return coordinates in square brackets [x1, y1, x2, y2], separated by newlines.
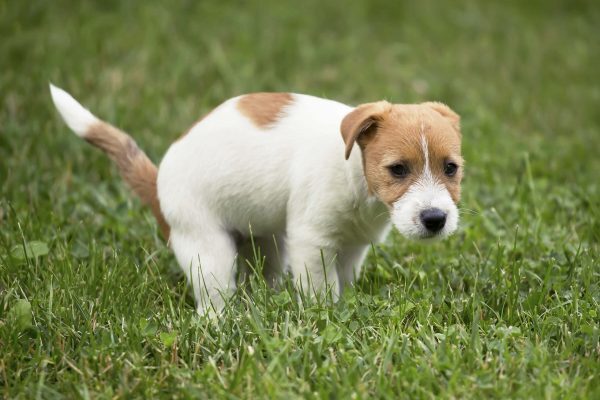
[458, 207, 479, 215]
[374, 210, 390, 219]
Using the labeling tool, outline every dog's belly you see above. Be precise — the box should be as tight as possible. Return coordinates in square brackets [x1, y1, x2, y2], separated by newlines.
[201, 165, 290, 237]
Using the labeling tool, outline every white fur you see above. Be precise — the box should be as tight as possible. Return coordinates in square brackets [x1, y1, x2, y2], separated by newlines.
[157, 94, 391, 314]
[49, 84, 99, 137]
[391, 135, 458, 239]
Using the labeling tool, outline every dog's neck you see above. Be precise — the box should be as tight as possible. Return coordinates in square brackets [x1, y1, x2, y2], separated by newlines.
[341, 148, 391, 244]
[346, 148, 377, 203]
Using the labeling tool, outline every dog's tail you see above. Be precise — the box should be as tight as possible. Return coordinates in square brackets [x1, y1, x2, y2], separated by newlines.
[49, 84, 170, 239]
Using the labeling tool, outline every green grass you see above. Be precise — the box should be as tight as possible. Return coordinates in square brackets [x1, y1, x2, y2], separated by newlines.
[1, 0, 599, 398]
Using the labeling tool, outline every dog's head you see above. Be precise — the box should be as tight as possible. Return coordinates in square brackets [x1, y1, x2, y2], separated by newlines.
[341, 101, 463, 240]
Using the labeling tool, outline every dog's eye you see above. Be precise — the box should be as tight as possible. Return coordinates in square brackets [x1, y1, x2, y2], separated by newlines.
[444, 162, 458, 177]
[389, 163, 409, 178]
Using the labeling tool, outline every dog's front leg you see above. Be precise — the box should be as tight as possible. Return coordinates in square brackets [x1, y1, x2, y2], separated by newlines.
[286, 230, 340, 301]
[337, 244, 370, 291]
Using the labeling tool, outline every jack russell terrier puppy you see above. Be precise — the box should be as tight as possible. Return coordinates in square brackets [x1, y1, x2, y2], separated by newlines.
[50, 85, 463, 315]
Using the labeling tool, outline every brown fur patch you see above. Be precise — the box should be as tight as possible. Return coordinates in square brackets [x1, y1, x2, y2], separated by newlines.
[422, 101, 461, 134]
[351, 103, 463, 206]
[86, 122, 170, 239]
[340, 101, 392, 159]
[237, 93, 293, 128]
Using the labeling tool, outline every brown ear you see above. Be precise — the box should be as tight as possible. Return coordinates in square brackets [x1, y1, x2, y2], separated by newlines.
[423, 102, 461, 134]
[340, 101, 391, 159]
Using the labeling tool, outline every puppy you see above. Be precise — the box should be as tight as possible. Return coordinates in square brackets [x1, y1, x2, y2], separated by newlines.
[50, 85, 463, 315]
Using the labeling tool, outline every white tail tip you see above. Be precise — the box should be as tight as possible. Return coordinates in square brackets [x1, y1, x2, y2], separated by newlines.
[49, 83, 99, 137]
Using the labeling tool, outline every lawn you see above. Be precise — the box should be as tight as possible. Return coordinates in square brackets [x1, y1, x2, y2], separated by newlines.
[1, 0, 599, 398]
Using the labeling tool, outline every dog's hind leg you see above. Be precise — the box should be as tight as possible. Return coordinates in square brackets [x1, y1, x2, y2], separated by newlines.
[170, 227, 238, 316]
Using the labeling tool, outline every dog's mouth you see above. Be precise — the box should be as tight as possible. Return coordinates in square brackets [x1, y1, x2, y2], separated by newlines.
[415, 229, 450, 241]
[420, 230, 440, 239]
[392, 225, 450, 241]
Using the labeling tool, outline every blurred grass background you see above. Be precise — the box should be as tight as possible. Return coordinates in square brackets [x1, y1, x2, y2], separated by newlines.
[1, 0, 599, 398]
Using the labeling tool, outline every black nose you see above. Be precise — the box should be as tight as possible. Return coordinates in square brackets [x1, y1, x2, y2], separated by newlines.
[420, 208, 447, 233]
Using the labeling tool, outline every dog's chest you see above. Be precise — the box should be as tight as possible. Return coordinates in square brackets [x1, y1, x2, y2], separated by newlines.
[339, 197, 391, 245]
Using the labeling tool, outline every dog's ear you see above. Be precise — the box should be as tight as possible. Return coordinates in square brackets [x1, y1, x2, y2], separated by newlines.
[423, 102, 461, 135]
[340, 101, 391, 160]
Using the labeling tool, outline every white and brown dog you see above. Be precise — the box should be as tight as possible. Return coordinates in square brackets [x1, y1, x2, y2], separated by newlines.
[50, 85, 463, 315]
